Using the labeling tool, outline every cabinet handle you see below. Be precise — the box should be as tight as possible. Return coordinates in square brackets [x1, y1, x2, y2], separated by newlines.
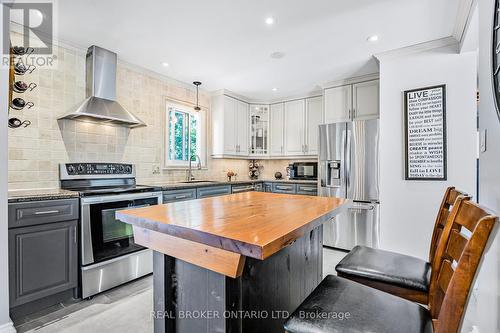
[276, 186, 292, 190]
[301, 187, 315, 192]
[34, 210, 60, 215]
[174, 195, 188, 199]
[74, 227, 77, 244]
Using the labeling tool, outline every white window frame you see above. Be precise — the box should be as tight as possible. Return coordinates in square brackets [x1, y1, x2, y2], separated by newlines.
[163, 101, 207, 169]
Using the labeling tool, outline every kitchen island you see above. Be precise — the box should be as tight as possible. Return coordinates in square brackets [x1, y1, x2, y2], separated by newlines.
[117, 192, 349, 333]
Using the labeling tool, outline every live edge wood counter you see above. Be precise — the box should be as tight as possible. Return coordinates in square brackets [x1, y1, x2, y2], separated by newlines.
[117, 192, 349, 333]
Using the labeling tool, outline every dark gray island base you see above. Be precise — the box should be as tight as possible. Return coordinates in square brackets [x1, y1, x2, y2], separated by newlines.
[153, 226, 323, 333]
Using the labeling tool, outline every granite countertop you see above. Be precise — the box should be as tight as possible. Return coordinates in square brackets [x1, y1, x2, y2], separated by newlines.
[150, 179, 318, 191]
[7, 179, 319, 202]
[8, 189, 80, 203]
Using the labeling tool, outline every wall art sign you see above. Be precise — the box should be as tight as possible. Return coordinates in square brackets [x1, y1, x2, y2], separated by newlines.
[404, 85, 447, 181]
[492, 0, 500, 122]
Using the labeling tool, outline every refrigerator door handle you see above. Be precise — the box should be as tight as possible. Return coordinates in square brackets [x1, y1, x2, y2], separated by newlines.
[349, 203, 375, 211]
[345, 128, 352, 194]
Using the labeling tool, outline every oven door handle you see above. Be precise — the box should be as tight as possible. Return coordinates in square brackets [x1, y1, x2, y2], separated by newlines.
[81, 191, 163, 204]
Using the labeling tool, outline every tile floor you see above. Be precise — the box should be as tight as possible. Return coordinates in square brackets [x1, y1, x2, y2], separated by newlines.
[15, 247, 348, 333]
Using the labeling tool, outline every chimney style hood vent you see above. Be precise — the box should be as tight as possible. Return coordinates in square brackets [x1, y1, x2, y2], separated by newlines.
[58, 45, 146, 128]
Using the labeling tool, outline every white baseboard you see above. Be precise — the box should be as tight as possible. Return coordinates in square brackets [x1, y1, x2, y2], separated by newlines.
[0, 321, 16, 333]
[470, 325, 480, 333]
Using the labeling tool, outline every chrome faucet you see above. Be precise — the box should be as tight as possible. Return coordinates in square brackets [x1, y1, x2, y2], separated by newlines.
[186, 154, 202, 181]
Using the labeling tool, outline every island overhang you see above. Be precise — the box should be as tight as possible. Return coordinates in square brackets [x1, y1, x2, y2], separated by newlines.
[117, 192, 349, 277]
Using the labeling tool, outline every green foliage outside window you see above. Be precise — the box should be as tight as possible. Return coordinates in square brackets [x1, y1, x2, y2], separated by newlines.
[169, 108, 199, 162]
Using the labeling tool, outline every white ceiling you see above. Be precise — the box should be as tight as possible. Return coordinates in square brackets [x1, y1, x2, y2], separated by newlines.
[55, 0, 461, 100]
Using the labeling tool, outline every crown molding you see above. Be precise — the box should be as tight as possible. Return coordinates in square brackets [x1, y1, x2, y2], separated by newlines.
[321, 72, 379, 90]
[453, 0, 477, 50]
[374, 37, 459, 62]
[211, 89, 323, 105]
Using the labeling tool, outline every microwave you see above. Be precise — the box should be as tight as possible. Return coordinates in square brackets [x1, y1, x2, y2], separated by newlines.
[290, 162, 318, 180]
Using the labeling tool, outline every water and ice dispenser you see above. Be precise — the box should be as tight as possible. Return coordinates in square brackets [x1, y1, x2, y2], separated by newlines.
[326, 160, 341, 187]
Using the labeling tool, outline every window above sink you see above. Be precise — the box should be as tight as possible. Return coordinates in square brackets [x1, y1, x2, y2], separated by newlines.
[164, 100, 207, 169]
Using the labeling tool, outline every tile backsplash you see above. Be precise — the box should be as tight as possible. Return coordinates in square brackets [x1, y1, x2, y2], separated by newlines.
[8, 33, 293, 190]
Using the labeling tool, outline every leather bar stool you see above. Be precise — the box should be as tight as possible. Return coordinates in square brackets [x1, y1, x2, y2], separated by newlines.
[284, 196, 497, 333]
[335, 186, 465, 303]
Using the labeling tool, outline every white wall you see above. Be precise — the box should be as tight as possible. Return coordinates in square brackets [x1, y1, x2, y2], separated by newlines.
[461, 1, 500, 332]
[378, 46, 478, 259]
[0, 4, 15, 333]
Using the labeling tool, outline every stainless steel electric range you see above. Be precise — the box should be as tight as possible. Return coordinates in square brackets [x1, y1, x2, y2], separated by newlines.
[60, 163, 162, 298]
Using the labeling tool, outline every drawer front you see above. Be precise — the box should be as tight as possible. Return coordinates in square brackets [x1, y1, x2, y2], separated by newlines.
[8, 199, 79, 229]
[231, 184, 255, 194]
[272, 183, 297, 194]
[296, 184, 318, 196]
[197, 185, 231, 198]
[163, 189, 197, 203]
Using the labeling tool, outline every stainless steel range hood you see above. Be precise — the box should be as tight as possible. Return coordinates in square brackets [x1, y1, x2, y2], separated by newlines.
[58, 46, 146, 128]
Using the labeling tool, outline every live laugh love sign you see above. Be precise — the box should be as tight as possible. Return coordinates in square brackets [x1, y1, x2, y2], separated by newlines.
[404, 85, 447, 181]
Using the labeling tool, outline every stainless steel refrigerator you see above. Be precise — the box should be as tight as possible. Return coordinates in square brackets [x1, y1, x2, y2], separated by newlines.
[319, 120, 380, 251]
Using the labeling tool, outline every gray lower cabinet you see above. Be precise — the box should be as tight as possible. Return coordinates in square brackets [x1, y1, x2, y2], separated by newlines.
[197, 185, 231, 198]
[9, 219, 78, 307]
[263, 182, 273, 192]
[163, 189, 197, 203]
[296, 184, 318, 196]
[272, 183, 297, 194]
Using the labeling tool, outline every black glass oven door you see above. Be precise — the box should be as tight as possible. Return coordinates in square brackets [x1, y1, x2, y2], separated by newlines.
[89, 197, 158, 263]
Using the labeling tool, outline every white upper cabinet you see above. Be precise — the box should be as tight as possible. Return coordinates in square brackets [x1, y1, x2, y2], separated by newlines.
[236, 100, 249, 155]
[284, 99, 306, 156]
[324, 85, 352, 123]
[352, 80, 379, 120]
[305, 96, 323, 155]
[249, 105, 270, 156]
[269, 103, 284, 156]
[212, 79, 379, 159]
[211, 94, 249, 157]
[323, 80, 379, 123]
[222, 97, 237, 155]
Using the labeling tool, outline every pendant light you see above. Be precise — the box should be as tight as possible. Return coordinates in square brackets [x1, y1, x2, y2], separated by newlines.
[193, 81, 202, 111]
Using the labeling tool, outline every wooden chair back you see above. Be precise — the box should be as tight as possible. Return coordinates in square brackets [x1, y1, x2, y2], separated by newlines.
[429, 187, 467, 261]
[429, 196, 498, 333]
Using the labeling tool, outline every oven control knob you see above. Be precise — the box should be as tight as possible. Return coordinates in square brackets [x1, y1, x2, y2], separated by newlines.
[118, 165, 125, 173]
[67, 165, 76, 174]
[77, 164, 85, 173]
[125, 165, 132, 173]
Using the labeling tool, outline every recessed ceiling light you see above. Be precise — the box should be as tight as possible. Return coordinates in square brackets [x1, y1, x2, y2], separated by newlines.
[367, 35, 379, 42]
[162, 62, 169, 67]
[265, 17, 275, 25]
[272, 88, 278, 92]
[270, 51, 285, 59]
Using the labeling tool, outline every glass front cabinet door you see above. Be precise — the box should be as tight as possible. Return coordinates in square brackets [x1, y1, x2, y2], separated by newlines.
[249, 104, 270, 156]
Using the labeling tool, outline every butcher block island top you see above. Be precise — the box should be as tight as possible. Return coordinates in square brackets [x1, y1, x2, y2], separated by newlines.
[117, 192, 349, 277]
[117, 192, 349, 332]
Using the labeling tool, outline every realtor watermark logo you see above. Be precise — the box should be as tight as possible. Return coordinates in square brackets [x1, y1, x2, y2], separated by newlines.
[3, 1, 53, 55]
